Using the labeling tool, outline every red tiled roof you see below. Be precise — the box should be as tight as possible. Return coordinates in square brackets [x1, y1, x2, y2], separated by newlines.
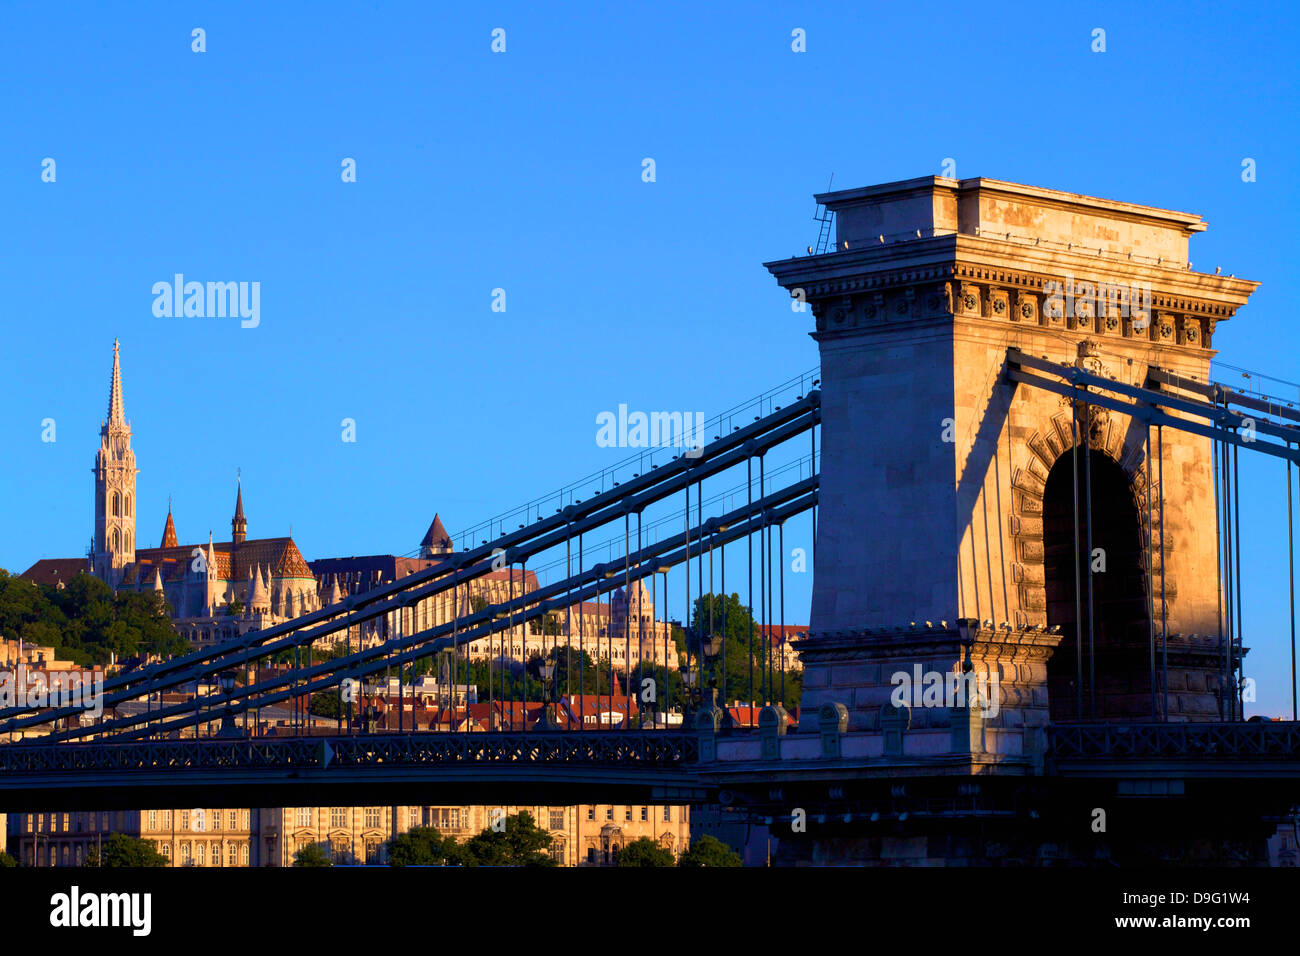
[561, 693, 632, 728]
[758, 625, 810, 643]
[724, 704, 796, 728]
[20, 558, 90, 588]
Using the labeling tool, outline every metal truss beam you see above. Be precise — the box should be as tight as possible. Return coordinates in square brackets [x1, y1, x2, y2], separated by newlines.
[1006, 349, 1300, 465]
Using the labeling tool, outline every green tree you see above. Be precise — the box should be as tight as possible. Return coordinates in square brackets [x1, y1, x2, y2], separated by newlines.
[0, 569, 188, 666]
[386, 826, 450, 867]
[0, 851, 17, 868]
[86, 833, 168, 868]
[463, 811, 555, 867]
[677, 835, 742, 868]
[309, 690, 343, 719]
[616, 837, 675, 867]
[686, 593, 801, 708]
[529, 611, 562, 636]
[293, 843, 332, 867]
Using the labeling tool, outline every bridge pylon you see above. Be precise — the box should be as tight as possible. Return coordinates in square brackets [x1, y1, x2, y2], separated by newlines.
[740, 177, 1289, 865]
[766, 176, 1258, 732]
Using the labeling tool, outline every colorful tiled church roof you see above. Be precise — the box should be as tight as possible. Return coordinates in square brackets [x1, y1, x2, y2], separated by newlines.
[113, 479, 314, 587]
[160, 507, 178, 549]
[119, 536, 314, 586]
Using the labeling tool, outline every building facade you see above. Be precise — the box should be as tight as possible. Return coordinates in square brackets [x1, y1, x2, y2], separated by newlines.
[12, 802, 690, 868]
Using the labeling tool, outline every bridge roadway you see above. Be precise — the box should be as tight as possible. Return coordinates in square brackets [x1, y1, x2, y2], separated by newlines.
[1, 722, 1298, 813]
[0, 731, 709, 811]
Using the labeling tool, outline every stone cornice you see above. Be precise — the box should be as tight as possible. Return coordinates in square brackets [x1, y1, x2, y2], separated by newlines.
[796, 622, 1064, 664]
[767, 233, 1254, 352]
[766, 235, 1256, 316]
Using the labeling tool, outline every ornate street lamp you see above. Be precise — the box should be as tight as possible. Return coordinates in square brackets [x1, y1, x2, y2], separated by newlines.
[682, 662, 699, 723]
[537, 660, 561, 730]
[702, 632, 724, 710]
[956, 618, 979, 673]
[216, 669, 243, 738]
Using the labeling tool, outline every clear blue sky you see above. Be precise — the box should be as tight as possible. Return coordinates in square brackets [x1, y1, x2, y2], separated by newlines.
[1, 1, 1297, 713]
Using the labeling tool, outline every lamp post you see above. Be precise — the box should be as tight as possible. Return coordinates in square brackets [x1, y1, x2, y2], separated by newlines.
[682, 663, 698, 724]
[956, 618, 978, 673]
[537, 660, 561, 730]
[216, 670, 243, 738]
[702, 632, 724, 711]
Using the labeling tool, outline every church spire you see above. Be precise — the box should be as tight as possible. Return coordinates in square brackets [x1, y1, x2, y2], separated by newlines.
[107, 339, 126, 426]
[232, 472, 247, 546]
[93, 340, 137, 586]
[160, 501, 178, 549]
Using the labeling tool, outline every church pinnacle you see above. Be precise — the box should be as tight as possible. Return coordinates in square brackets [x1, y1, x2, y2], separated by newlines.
[160, 502, 178, 549]
[232, 472, 247, 545]
[107, 338, 126, 427]
[420, 513, 453, 558]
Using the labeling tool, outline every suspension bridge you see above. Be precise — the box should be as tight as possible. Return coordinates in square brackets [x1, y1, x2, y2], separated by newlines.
[5, 175, 1300, 865]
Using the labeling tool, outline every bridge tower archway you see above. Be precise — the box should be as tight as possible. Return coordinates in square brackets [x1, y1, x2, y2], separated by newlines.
[1041, 443, 1152, 720]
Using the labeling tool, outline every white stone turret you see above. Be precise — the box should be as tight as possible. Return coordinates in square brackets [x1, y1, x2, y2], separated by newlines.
[249, 564, 270, 614]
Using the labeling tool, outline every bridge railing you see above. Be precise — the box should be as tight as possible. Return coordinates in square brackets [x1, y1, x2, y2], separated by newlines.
[0, 731, 699, 774]
[1048, 721, 1300, 760]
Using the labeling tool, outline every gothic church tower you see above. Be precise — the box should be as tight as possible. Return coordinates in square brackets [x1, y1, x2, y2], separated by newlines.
[92, 340, 138, 585]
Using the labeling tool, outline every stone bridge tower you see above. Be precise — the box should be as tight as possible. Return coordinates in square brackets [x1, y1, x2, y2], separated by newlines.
[766, 177, 1258, 741]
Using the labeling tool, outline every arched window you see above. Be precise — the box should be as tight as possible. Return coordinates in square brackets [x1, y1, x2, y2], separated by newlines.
[124, 494, 132, 517]
[125, 532, 132, 552]
[111, 492, 120, 517]
[111, 529, 120, 551]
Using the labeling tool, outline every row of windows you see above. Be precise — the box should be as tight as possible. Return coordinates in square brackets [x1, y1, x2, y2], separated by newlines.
[147, 809, 249, 832]
[109, 491, 132, 518]
[173, 841, 248, 866]
[291, 807, 470, 831]
[585, 806, 674, 822]
[27, 812, 129, 833]
[25, 840, 247, 867]
[28, 810, 252, 834]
